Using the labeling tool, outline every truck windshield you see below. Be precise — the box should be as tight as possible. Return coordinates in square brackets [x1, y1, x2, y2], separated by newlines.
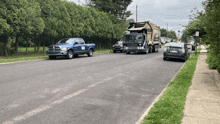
[124, 35, 132, 42]
[134, 35, 143, 42]
[57, 38, 74, 44]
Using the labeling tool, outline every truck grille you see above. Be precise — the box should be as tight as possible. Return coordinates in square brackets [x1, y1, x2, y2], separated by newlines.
[48, 46, 61, 52]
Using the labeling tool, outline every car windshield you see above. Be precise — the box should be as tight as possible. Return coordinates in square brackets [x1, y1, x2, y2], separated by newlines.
[165, 43, 184, 48]
[57, 38, 74, 44]
[117, 41, 123, 44]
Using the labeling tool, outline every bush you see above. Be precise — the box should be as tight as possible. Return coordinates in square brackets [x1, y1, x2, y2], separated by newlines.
[0, 43, 14, 56]
[206, 51, 219, 69]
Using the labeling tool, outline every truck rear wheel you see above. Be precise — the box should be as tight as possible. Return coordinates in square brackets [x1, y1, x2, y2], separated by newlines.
[152, 45, 156, 52]
[66, 50, 73, 59]
[88, 49, 93, 57]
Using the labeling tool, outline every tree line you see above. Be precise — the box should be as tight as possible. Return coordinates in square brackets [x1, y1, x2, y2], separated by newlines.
[160, 28, 177, 40]
[0, 0, 132, 56]
[182, 0, 220, 73]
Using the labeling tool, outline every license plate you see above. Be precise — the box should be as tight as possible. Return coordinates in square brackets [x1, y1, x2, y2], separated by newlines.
[171, 50, 177, 53]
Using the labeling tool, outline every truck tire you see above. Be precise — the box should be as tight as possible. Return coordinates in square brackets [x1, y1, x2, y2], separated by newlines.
[88, 49, 93, 57]
[126, 51, 130, 54]
[145, 46, 149, 54]
[49, 56, 56, 59]
[155, 45, 159, 52]
[152, 45, 156, 52]
[113, 50, 116, 53]
[66, 50, 73, 59]
[149, 46, 152, 53]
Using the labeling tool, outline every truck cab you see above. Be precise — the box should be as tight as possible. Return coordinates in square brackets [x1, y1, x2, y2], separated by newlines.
[123, 21, 160, 54]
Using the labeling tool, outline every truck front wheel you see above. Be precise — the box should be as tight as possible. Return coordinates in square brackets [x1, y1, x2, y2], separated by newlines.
[88, 49, 93, 57]
[66, 50, 73, 59]
[145, 46, 149, 54]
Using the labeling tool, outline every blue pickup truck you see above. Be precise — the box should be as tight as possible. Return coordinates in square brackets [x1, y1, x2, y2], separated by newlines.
[47, 38, 96, 59]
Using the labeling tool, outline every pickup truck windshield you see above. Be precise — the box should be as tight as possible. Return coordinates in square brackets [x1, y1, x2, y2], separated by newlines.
[57, 38, 74, 44]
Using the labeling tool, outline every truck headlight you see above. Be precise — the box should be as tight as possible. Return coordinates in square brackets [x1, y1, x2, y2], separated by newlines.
[61, 48, 67, 51]
[164, 47, 167, 52]
[182, 49, 185, 53]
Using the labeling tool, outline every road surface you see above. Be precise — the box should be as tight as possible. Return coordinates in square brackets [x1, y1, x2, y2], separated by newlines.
[0, 48, 192, 124]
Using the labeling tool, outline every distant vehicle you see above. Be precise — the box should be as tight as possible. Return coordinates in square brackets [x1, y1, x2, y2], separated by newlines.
[163, 42, 189, 62]
[123, 21, 160, 54]
[47, 38, 96, 59]
[113, 41, 124, 53]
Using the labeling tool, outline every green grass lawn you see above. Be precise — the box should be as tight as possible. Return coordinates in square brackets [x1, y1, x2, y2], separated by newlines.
[142, 48, 202, 124]
[0, 47, 112, 63]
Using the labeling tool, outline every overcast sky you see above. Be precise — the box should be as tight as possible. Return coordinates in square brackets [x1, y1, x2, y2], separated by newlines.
[67, 0, 205, 37]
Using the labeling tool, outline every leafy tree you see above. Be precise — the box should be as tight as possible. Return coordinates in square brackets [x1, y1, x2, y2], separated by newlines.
[15, 0, 45, 54]
[38, 0, 71, 52]
[203, 0, 220, 72]
[0, 0, 19, 56]
[160, 28, 177, 39]
[89, 0, 132, 22]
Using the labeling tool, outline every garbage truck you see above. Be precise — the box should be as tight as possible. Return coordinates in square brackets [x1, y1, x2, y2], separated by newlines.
[123, 21, 161, 54]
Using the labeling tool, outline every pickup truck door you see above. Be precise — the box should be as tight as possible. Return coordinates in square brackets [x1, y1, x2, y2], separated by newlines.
[73, 39, 81, 53]
[81, 39, 90, 53]
[79, 39, 86, 53]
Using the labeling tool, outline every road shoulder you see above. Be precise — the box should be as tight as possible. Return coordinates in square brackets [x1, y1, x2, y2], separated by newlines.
[181, 45, 220, 124]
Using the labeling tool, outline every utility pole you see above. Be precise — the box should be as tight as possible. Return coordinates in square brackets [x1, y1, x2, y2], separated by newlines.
[136, 5, 137, 22]
[167, 23, 168, 42]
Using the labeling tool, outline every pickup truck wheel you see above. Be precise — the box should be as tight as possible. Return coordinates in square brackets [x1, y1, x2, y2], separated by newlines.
[88, 49, 93, 57]
[66, 50, 73, 59]
[126, 52, 130, 54]
[113, 50, 116, 53]
[49, 56, 56, 59]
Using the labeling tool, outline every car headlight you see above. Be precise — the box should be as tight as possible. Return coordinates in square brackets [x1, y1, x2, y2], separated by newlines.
[61, 48, 67, 51]
[113, 45, 115, 47]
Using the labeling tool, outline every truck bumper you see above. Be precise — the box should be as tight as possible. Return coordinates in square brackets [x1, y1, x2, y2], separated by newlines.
[163, 52, 185, 60]
[46, 51, 67, 56]
[124, 47, 145, 53]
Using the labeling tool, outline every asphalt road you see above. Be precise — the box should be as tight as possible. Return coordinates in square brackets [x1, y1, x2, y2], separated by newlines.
[0, 48, 192, 124]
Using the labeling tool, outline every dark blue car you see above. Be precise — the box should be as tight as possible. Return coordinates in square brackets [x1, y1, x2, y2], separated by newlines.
[163, 43, 189, 62]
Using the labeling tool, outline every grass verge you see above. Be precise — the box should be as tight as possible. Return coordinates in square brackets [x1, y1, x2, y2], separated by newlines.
[142, 48, 202, 124]
[0, 48, 112, 63]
